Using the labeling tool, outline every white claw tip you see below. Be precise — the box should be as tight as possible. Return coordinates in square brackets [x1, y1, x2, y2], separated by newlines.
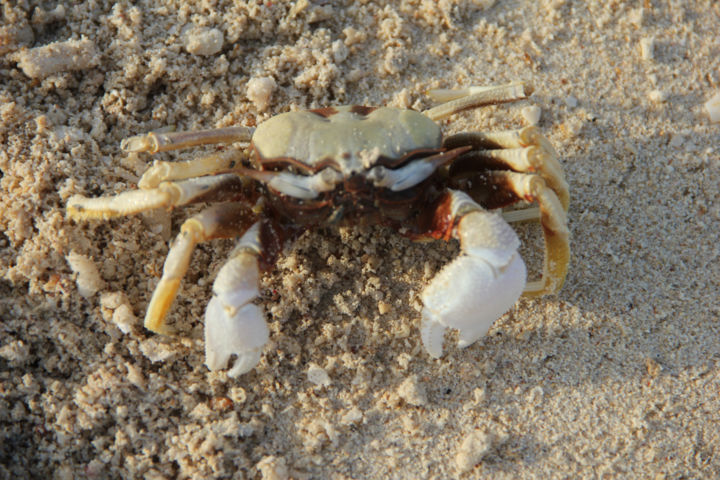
[204, 297, 268, 377]
[420, 254, 526, 358]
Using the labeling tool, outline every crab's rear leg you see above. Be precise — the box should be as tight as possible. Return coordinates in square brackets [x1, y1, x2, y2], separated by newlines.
[470, 171, 570, 297]
[419, 190, 527, 358]
[445, 126, 569, 210]
[67, 174, 249, 219]
[122, 125, 254, 153]
[144, 202, 258, 333]
[423, 82, 532, 121]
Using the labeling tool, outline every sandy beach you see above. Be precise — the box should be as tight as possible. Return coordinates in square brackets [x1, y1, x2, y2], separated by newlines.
[1, 1, 719, 478]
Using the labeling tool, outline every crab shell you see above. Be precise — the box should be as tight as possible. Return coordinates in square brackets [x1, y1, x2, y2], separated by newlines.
[249, 106, 463, 227]
[252, 106, 441, 173]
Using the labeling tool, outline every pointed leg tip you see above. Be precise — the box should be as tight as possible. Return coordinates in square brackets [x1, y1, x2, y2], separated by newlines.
[66, 205, 82, 220]
[121, 134, 156, 153]
[143, 317, 170, 335]
[66, 196, 93, 220]
[225, 350, 263, 377]
[144, 279, 182, 334]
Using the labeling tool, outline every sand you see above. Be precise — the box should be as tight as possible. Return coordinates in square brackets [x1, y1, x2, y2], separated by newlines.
[1, 1, 719, 478]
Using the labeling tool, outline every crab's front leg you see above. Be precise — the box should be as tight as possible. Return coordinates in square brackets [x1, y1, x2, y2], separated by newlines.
[419, 190, 527, 358]
[142, 202, 258, 333]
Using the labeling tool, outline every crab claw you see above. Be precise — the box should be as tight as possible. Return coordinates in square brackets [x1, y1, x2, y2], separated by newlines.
[204, 226, 268, 377]
[205, 298, 268, 377]
[420, 206, 527, 358]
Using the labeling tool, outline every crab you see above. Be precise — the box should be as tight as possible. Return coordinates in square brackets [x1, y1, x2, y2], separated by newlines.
[67, 82, 569, 377]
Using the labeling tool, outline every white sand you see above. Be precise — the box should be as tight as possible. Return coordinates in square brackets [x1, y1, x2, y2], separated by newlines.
[1, 1, 719, 478]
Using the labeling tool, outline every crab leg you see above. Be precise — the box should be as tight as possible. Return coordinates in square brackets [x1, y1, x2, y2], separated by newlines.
[67, 174, 248, 220]
[486, 171, 570, 296]
[144, 202, 257, 334]
[121, 126, 255, 153]
[501, 207, 541, 223]
[445, 126, 568, 210]
[138, 149, 245, 189]
[420, 190, 527, 358]
[423, 83, 532, 121]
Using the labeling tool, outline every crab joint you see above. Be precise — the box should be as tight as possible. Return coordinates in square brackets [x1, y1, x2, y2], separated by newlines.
[139, 151, 242, 189]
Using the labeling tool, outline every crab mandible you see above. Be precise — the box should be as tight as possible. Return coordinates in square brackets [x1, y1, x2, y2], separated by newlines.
[68, 83, 569, 377]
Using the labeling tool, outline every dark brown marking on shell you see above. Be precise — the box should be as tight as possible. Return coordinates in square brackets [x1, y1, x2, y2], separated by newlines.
[308, 107, 340, 118]
[210, 203, 258, 239]
[259, 169, 445, 229]
[349, 105, 378, 116]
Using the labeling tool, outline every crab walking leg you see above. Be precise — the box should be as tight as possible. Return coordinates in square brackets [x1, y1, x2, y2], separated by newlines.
[420, 190, 527, 359]
[204, 222, 268, 377]
[121, 125, 255, 153]
[138, 149, 245, 189]
[489, 171, 570, 296]
[67, 174, 247, 220]
[445, 126, 569, 211]
[502, 207, 540, 223]
[423, 83, 532, 121]
[144, 202, 257, 333]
